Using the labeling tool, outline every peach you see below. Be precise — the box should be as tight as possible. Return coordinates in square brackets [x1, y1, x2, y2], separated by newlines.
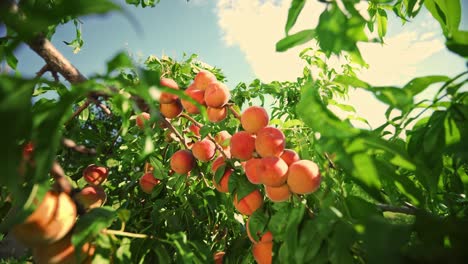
[13, 191, 77, 247]
[244, 158, 262, 184]
[246, 217, 273, 244]
[189, 124, 201, 136]
[159, 77, 179, 104]
[32, 233, 95, 264]
[215, 130, 231, 150]
[207, 107, 228, 123]
[213, 169, 232, 193]
[230, 131, 256, 161]
[252, 241, 273, 264]
[181, 86, 205, 114]
[139, 172, 161, 194]
[241, 106, 269, 134]
[211, 156, 226, 173]
[265, 184, 291, 202]
[257, 157, 288, 187]
[160, 99, 183, 119]
[83, 164, 108, 185]
[170, 150, 195, 174]
[213, 251, 225, 264]
[194, 70, 217, 90]
[287, 160, 321, 194]
[255, 127, 285, 158]
[75, 185, 107, 210]
[136, 112, 151, 129]
[233, 189, 263, 215]
[192, 138, 216, 162]
[204, 82, 230, 108]
[280, 149, 300, 166]
[22, 141, 34, 160]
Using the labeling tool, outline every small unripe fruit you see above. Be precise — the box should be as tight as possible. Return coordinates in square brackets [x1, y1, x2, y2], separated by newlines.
[192, 138, 216, 162]
[139, 172, 161, 194]
[170, 150, 195, 174]
[258, 157, 288, 187]
[265, 184, 291, 202]
[160, 99, 183, 119]
[207, 107, 228, 123]
[194, 70, 217, 90]
[252, 241, 273, 264]
[136, 112, 151, 129]
[205, 82, 230, 108]
[280, 149, 300, 166]
[75, 185, 107, 210]
[83, 164, 108, 185]
[241, 106, 269, 134]
[244, 158, 262, 184]
[287, 160, 321, 194]
[159, 78, 179, 104]
[255, 127, 285, 158]
[233, 189, 263, 215]
[230, 131, 256, 161]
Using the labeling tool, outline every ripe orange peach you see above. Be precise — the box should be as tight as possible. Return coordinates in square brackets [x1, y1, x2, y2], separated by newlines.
[160, 99, 183, 119]
[207, 107, 228, 123]
[32, 233, 95, 264]
[244, 158, 262, 184]
[211, 156, 226, 173]
[136, 112, 151, 129]
[252, 241, 273, 264]
[280, 149, 300, 166]
[22, 141, 34, 160]
[189, 124, 201, 136]
[192, 138, 216, 162]
[194, 70, 217, 90]
[230, 131, 256, 161]
[159, 77, 179, 104]
[139, 172, 161, 194]
[213, 169, 232, 193]
[181, 86, 206, 114]
[75, 185, 107, 210]
[241, 106, 269, 134]
[257, 157, 288, 187]
[170, 150, 195, 174]
[255, 127, 285, 158]
[83, 164, 108, 185]
[215, 130, 231, 150]
[233, 189, 263, 215]
[204, 82, 230, 108]
[287, 160, 321, 194]
[246, 217, 273, 244]
[213, 251, 225, 264]
[265, 184, 291, 202]
[13, 191, 77, 247]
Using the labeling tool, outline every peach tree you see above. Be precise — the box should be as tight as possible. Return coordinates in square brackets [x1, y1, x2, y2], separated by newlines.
[0, 0, 467, 263]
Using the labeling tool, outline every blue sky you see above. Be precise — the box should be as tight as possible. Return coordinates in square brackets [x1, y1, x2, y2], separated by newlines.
[11, 0, 468, 128]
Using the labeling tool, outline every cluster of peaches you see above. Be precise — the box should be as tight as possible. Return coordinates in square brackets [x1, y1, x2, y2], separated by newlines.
[13, 146, 109, 264]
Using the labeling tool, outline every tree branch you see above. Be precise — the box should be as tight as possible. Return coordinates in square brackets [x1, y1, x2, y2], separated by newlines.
[62, 138, 96, 155]
[377, 203, 418, 215]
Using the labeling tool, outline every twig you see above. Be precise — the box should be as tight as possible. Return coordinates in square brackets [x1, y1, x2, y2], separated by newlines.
[62, 138, 96, 155]
[377, 203, 418, 215]
[101, 229, 152, 239]
[162, 118, 189, 149]
[324, 152, 337, 170]
[227, 104, 241, 119]
[180, 113, 202, 127]
[50, 161, 73, 194]
[207, 135, 229, 160]
[105, 127, 122, 156]
[35, 64, 49, 78]
[65, 100, 91, 125]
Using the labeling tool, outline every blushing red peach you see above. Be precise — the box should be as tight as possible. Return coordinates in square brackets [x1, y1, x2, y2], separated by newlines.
[241, 106, 269, 134]
[159, 77, 179, 104]
[230, 131, 256, 161]
[22, 141, 34, 160]
[233, 189, 263, 215]
[207, 107, 228, 123]
[211, 156, 226, 173]
[194, 70, 217, 90]
[181, 86, 205, 114]
[160, 99, 183, 119]
[83, 164, 108, 185]
[213, 251, 225, 264]
[75, 185, 107, 210]
[287, 160, 321, 194]
[244, 158, 262, 184]
[257, 157, 288, 187]
[136, 112, 151, 129]
[215, 130, 231, 150]
[192, 138, 216, 162]
[139, 172, 161, 194]
[280, 149, 300, 166]
[213, 169, 232, 193]
[189, 124, 201, 136]
[32, 233, 95, 264]
[265, 184, 291, 202]
[204, 82, 230, 108]
[252, 241, 273, 264]
[13, 191, 77, 247]
[255, 127, 285, 158]
[170, 150, 195, 174]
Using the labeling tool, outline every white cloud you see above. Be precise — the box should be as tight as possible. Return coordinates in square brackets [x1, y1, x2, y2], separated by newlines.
[216, 0, 445, 129]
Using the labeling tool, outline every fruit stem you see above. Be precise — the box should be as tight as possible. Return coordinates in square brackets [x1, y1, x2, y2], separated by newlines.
[161, 118, 189, 149]
[102, 229, 151, 239]
[227, 104, 241, 120]
[181, 113, 203, 128]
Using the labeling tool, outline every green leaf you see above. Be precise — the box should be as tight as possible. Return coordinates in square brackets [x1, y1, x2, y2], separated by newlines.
[373, 86, 413, 112]
[376, 8, 388, 40]
[285, 0, 306, 35]
[276, 29, 316, 52]
[107, 51, 133, 73]
[446, 30, 468, 57]
[72, 207, 116, 251]
[403, 75, 450, 96]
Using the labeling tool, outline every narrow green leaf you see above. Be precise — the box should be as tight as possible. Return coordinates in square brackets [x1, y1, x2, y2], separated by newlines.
[376, 8, 388, 40]
[285, 0, 307, 35]
[403, 75, 450, 96]
[276, 29, 316, 52]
